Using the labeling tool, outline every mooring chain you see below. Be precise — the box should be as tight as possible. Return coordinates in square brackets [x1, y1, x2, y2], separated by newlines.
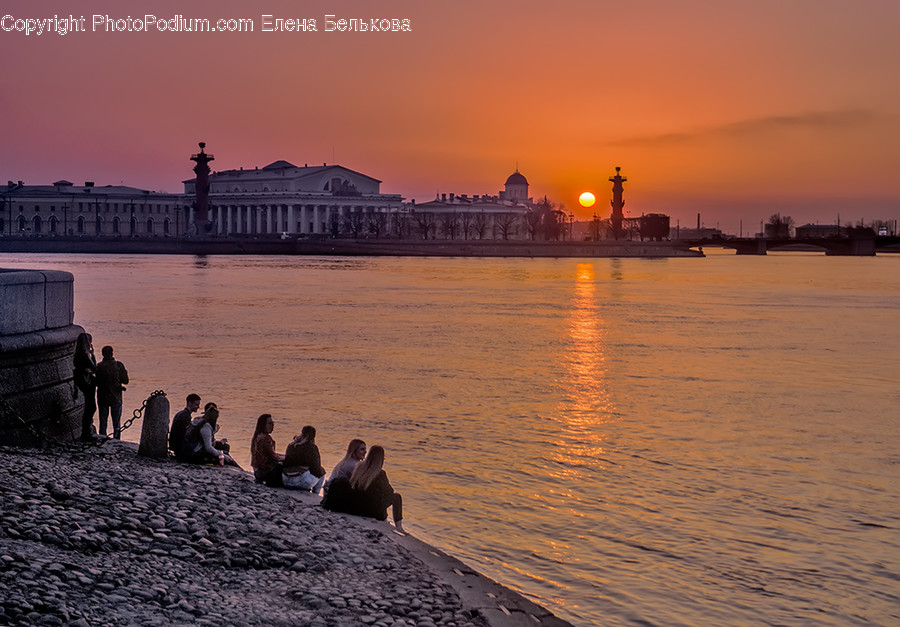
[97, 389, 167, 445]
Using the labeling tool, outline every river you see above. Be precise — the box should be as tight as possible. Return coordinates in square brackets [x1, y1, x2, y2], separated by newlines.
[2, 250, 898, 626]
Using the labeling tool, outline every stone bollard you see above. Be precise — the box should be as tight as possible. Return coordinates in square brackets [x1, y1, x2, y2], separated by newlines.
[138, 393, 170, 459]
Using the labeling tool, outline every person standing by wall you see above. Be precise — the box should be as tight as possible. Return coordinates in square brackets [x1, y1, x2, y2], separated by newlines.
[73, 332, 97, 442]
[95, 345, 129, 439]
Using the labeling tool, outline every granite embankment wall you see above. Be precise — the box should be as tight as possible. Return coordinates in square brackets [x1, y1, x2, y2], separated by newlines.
[0, 269, 84, 445]
[0, 236, 703, 257]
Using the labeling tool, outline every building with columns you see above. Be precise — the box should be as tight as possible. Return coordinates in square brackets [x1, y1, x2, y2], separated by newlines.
[183, 160, 403, 236]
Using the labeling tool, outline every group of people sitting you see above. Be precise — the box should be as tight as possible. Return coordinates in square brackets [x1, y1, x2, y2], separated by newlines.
[168, 394, 403, 533]
[168, 394, 240, 467]
[250, 413, 404, 533]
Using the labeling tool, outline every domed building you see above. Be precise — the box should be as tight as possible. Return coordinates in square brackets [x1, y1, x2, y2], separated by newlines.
[502, 169, 529, 202]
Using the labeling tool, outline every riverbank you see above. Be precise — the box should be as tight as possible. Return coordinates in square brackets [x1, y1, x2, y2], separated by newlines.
[0, 440, 572, 627]
[0, 235, 702, 257]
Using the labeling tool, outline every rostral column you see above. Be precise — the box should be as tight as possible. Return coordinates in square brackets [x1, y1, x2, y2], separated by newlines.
[609, 166, 626, 240]
[190, 142, 215, 234]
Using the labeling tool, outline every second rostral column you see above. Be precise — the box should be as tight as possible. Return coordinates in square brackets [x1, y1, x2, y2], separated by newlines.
[609, 166, 626, 240]
[190, 142, 215, 235]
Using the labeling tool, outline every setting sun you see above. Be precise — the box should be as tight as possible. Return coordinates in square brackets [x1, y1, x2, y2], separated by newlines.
[579, 192, 596, 208]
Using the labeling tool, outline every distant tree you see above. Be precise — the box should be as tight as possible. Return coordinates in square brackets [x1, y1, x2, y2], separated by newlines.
[345, 209, 365, 238]
[439, 212, 459, 239]
[328, 210, 341, 237]
[391, 213, 412, 239]
[413, 211, 436, 239]
[366, 211, 388, 238]
[494, 213, 518, 240]
[473, 212, 489, 239]
[766, 213, 795, 238]
[524, 208, 542, 240]
[460, 212, 474, 240]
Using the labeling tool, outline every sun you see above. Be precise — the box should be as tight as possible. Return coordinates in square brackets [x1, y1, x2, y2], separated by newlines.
[578, 192, 596, 208]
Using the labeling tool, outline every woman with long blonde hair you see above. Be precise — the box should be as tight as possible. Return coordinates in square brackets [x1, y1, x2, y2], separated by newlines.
[348, 445, 404, 533]
[326, 439, 366, 491]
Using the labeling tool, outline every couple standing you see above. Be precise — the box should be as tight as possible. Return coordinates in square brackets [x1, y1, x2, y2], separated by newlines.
[73, 333, 129, 441]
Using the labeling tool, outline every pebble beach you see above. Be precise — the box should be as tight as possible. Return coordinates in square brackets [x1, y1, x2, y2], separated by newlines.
[0, 440, 570, 627]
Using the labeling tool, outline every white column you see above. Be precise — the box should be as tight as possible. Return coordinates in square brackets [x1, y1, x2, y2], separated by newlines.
[256, 206, 263, 234]
[226, 206, 233, 235]
[287, 205, 295, 233]
[312, 206, 320, 234]
[246, 206, 253, 234]
[266, 206, 273, 234]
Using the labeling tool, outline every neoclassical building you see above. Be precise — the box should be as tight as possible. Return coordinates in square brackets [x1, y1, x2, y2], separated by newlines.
[183, 160, 403, 236]
[1, 180, 183, 237]
[2, 160, 539, 241]
[405, 169, 533, 240]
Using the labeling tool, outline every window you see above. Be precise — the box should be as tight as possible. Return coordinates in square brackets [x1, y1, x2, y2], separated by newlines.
[77, 216, 85, 234]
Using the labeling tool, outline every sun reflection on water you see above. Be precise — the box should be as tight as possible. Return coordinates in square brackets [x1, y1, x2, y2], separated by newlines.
[553, 263, 617, 474]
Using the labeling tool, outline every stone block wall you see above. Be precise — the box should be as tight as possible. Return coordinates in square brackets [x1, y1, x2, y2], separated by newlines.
[0, 269, 84, 445]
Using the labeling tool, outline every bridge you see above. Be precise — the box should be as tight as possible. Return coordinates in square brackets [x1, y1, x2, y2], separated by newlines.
[680, 234, 900, 256]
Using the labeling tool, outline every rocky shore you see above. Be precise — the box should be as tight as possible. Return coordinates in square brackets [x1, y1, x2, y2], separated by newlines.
[0, 441, 571, 627]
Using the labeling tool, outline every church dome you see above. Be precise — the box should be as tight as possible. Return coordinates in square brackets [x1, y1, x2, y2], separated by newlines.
[505, 171, 528, 186]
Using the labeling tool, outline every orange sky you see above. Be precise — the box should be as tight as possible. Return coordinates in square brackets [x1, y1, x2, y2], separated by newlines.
[2, 0, 899, 232]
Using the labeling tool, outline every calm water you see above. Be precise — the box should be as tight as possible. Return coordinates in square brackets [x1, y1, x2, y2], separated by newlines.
[3, 251, 899, 626]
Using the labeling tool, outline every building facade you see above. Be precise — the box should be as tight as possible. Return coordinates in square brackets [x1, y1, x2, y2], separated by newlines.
[2, 161, 542, 241]
[184, 160, 403, 236]
[1, 180, 184, 237]
[403, 169, 534, 240]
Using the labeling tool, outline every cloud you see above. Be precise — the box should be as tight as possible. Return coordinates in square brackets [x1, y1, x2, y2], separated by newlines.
[610, 108, 883, 147]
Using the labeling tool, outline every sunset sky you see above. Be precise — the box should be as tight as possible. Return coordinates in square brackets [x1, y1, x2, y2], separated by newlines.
[3, 0, 899, 231]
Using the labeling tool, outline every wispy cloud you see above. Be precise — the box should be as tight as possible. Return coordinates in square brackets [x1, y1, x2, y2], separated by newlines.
[610, 108, 882, 146]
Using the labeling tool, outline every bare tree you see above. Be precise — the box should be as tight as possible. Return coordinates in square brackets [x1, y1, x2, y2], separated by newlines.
[413, 211, 436, 240]
[494, 212, 518, 240]
[439, 212, 459, 239]
[391, 213, 411, 239]
[366, 211, 388, 238]
[345, 209, 366, 238]
[524, 208, 542, 240]
[460, 212, 474, 240]
[766, 213, 795, 238]
[473, 212, 489, 239]
[328, 210, 341, 237]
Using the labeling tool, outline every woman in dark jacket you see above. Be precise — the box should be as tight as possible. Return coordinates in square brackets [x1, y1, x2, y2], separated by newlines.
[72, 332, 97, 441]
[282, 425, 326, 494]
[345, 445, 404, 533]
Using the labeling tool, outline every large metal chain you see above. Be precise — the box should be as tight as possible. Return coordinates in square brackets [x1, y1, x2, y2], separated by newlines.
[98, 389, 167, 445]
[0, 388, 167, 448]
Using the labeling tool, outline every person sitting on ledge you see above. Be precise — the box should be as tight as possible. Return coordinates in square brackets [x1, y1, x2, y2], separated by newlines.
[324, 438, 366, 493]
[282, 425, 326, 494]
[250, 413, 284, 487]
[170, 393, 201, 460]
[184, 406, 238, 467]
[322, 445, 405, 534]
